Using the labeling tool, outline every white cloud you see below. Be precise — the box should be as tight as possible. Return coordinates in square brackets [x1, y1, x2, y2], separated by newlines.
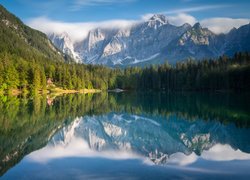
[142, 13, 249, 33]
[27, 137, 142, 164]
[142, 5, 230, 17]
[27, 12, 250, 43]
[167, 13, 197, 26]
[202, 144, 250, 161]
[71, 0, 136, 11]
[201, 17, 250, 34]
[27, 17, 137, 42]
[165, 14, 250, 33]
[141, 13, 155, 21]
[141, 13, 197, 26]
[163, 5, 230, 15]
[168, 152, 198, 166]
[168, 144, 250, 166]
[75, 0, 135, 5]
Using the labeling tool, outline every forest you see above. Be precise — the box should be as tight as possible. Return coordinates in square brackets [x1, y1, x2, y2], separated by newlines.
[117, 52, 250, 91]
[0, 91, 249, 175]
[0, 51, 249, 95]
[0, 4, 249, 95]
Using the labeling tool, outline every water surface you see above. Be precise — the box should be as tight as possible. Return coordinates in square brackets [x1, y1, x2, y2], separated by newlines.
[0, 92, 250, 179]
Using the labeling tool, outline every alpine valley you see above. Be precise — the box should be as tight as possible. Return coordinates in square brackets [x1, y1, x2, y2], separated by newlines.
[49, 14, 250, 67]
[1, 1, 250, 180]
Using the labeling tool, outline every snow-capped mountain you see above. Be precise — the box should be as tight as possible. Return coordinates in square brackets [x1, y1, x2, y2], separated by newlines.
[223, 23, 250, 56]
[48, 14, 250, 67]
[50, 113, 250, 165]
[163, 22, 226, 63]
[48, 32, 81, 62]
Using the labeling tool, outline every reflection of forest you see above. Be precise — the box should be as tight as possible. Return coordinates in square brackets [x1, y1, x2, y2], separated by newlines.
[0, 92, 249, 176]
[110, 92, 250, 127]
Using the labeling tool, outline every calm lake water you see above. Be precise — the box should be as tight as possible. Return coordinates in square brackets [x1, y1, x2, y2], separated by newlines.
[0, 92, 250, 180]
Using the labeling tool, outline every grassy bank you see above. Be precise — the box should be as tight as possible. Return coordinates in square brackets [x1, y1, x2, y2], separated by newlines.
[1, 86, 102, 97]
[49, 87, 101, 96]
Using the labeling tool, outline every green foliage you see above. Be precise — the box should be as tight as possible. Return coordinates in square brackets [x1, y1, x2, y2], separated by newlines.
[0, 5, 66, 63]
[0, 92, 249, 175]
[0, 51, 120, 93]
[116, 52, 250, 92]
[1, 5, 249, 93]
[0, 93, 109, 175]
[0, 52, 249, 94]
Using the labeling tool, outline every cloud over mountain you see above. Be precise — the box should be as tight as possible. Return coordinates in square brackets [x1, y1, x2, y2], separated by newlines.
[201, 17, 250, 34]
[27, 13, 250, 43]
[27, 17, 137, 42]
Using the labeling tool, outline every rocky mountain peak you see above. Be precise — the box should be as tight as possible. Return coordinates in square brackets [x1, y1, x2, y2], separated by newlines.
[146, 14, 169, 29]
[181, 23, 192, 29]
[59, 31, 70, 39]
[48, 17, 250, 67]
[48, 32, 81, 62]
[193, 22, 202, 29]
[177, 22, 215, 48]
[149, 14, 168, 23]
[50, 32, 71, 43]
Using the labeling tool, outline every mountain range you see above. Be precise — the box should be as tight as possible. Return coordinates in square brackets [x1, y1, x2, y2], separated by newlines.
[49, 14, 250, 67]
[1, 4, 250, 68]
[51, 113, 250, 165]
[0, 5, 71, 63]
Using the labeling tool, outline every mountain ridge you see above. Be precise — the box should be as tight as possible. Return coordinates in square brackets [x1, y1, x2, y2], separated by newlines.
[49, 14, 250, 67]
[51, 113, 250, 165]
[0, 4, 70, 63]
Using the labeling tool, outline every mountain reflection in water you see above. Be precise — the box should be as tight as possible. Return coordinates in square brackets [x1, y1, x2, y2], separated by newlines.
[0, 92, 250, 179]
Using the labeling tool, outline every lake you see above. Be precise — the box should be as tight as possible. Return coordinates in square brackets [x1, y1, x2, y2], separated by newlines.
[0, 92, 250, 179]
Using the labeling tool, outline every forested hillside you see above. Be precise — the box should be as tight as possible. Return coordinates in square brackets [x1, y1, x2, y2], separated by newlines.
[116, 52, 250, 91]
[0, 5, 249, 95]
[1, 51, 249, 95]
[0, 5, 69, 63]
[0, 5, 118, 94]
[0, 52, 120, 94]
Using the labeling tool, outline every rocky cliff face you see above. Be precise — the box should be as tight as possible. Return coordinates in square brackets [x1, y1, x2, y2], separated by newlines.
[50, 113, 250, 165]
[48, 14, 250, 67]
[223, 24, 250, 56]
[48, 32, 81, 62]
[0, 5, 67, 63]
[163, 22, 225, 63]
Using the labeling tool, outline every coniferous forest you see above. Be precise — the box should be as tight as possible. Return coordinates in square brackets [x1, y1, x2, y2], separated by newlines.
[117, 52, 250, 91]
[1, 2, 250, 179]
[0, 51, 249, 95]
[0, 4, 249, 95]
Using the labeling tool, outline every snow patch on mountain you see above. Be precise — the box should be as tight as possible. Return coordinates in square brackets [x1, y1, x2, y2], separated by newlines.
[48, 32, 81, 62]
[48, 15, 250, 66]
[130, 53, 160, 64]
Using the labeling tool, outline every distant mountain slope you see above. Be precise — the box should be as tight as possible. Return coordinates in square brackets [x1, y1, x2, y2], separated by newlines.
[1, 4, 248, 67]
[163, 23, 226, 63]
[48, 32, 81, 62]
[0, 5, 69, 62]
[49, 15, 250, 67]
[74, 15, 190, 66]
[223, 24, 250, 56]
[51, 113, 250, 165]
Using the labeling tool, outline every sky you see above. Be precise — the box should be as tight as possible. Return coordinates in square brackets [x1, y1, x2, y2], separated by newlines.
[1, 0, 250, 42]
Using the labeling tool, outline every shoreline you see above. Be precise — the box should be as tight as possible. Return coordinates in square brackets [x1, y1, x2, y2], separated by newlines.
[0, 88, 102, 97]
[49, 88, 102, 94]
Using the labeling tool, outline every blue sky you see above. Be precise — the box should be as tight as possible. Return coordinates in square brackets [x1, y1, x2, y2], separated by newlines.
[1, 0, 250, 22]
[1, 0, 250, 42]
